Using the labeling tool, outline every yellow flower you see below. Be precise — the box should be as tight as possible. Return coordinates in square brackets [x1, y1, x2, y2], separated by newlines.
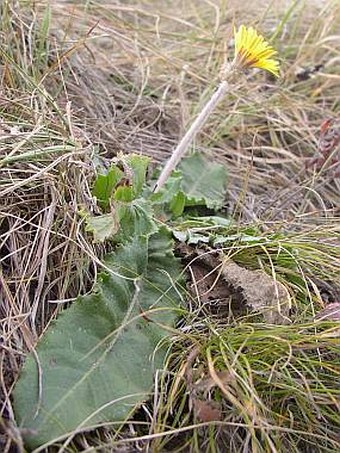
[233, 25, 280, 77]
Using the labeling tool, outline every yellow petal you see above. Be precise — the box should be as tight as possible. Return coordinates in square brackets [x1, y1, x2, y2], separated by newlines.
[233, 25, 280, 77]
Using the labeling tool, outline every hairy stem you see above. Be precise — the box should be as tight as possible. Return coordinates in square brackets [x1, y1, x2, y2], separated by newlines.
[153, 79, 230, 192]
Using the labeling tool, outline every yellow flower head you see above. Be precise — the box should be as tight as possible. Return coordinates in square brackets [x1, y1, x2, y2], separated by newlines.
[233, 25, 280, 77]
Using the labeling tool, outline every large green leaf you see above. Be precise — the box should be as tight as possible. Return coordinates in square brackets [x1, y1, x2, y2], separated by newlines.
[150, 153, 228, 216]
[179, 152, 227, 209]
[13, 229, 183, 450]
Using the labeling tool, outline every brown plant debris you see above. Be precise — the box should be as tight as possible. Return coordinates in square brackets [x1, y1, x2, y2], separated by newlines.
[182, 245, 291, 324]
[220, 257, 291, 324]
[192, 398, 222, 423]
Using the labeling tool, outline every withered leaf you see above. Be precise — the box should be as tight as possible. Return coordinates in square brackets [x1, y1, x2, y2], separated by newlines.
[193, 370, 234, 392]
[192, 398, 222, 422]
[220, 258, 291, 324]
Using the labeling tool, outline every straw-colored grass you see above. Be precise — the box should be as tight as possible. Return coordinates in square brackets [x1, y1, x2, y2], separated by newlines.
[0, 0, 339, 451]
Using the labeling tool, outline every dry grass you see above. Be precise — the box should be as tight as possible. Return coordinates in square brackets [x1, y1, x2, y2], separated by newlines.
[0, 0, 339, 451]
[48, 0, 340, 219]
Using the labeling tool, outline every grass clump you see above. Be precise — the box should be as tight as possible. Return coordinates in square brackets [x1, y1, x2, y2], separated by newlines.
[149, 323, 339, 452]
[141, 225, 339, 452]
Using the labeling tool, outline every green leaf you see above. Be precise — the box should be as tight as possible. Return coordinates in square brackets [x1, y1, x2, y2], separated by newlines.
[13, 229, 183, 450]
[85, 212, 119, 242]
[92, 166, 123, 209]
[85, 199, 157, 244]
[149, 171, 182, 205]
[150, 154, 228, 218]
[92, 154, 150, 209]
[149, 172, 184, 220]
[115, 199, 158, 243]
[124, 154, 150, 198]
[179, 153, 227, 209]
[113, 154, 150, 202]
[170, 216, 265, 246]
[113, 184, 135, 202]
[169, 191, 186, 217]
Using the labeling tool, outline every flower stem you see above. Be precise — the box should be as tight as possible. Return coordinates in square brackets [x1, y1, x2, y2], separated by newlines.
[153, 79, 230, 192]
